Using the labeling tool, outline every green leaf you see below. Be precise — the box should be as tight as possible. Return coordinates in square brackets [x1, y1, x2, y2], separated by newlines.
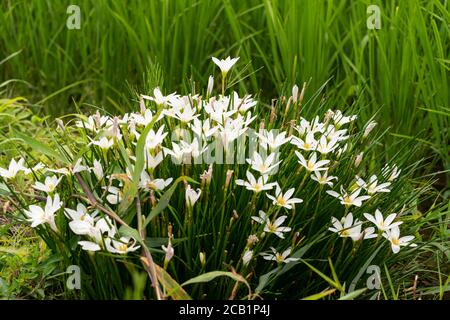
[302, 289, 336, 300]
[182, 271, 248, 288]
[154, 264, 192, 300]
[338, 288, 367, 300]
[14, 130, 68, 164]
[143, 176, 196, 228]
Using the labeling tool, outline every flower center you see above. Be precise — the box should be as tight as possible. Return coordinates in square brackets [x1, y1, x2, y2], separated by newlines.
[391, 237, 399, 246]
[307, 161, 315, 170]
[276, 253, 284, 263]
[277, 196, 287, 206]
[253, 183, 262, 192]
[118, 244, 128, 252]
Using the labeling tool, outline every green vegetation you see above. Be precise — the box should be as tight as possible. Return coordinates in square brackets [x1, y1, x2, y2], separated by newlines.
[0, 0, 448, 300]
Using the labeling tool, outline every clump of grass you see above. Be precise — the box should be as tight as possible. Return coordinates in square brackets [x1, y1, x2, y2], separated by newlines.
[0, 58, 442, 300]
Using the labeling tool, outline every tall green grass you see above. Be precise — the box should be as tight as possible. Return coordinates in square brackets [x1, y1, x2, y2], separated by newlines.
[0, 0, 448, 178]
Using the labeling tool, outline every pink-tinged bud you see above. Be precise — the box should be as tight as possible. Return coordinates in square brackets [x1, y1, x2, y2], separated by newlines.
[363, 121, 377, 138]
[139, 96, 146, 114]
[354, 152, 364, 167]
[292, 84, 299, 103]
[225, 170, 234, 189]
[207, 75, 214, 97]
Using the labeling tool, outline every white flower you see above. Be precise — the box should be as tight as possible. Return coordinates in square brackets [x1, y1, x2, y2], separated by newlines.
[171, 103, 199, 123]
[185, 185, 201, 207]
[24, 194, 61, 232]
[242, 249, 253, 266]
[292, 84, 299, 103]
[190, 118, 218, 139]
[251, 211, 291, 239]
[162, 240, 175, 263]
[207, 75, 214, 97]
[139, 171, 173, 191]
[326, 186, 370, 207]
[235, 171, 276, 193]
[261, 247, 299, 264]
[64, 203, 96, 225]
[311, 171, 337, 187]
[357, 175, 391, 195]
[364, 209, 403, 232]
[72, 158, 89, 174]
[383, 226, 417, 254]
[104, 186, 123, 205]
[382, 164, 401, 182]
[78, 241, 101, 252]
[291, 132, 317, 151]
[89, 137, 114, 150]
[328, 213, 363, 241]
[266, 185, 303, 209]
[331, 110, 357, 128]
[212, 56, 240, 74]
[246, 151, 281, 175]
[70, 216, 116, 245]
[141, 88, 178, 106]
[145, 150, 164, 170]
[295, 151, 330, 172]
[0, 158, 26, 180]
[316, 135, 339, 155]
[92, 160, 104, 180]
[106, 236, 140, 254]
[32, 175, 62, 193]
[257, 130, 291, 151]
[144, 125, 168, 150]
[363, 120, 377, 138]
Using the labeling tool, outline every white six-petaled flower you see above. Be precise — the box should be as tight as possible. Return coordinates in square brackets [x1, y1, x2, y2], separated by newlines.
[266, 185, 303, 209]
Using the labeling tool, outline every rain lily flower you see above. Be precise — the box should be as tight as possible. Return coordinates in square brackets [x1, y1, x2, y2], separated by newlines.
[246, 151, 281, 175]
[242, 249, 253, 266]
[291, 132, 317, 151]
[33, 175, 62, 193]
[212, 56, 239, 74]
[78, 241, 101, 252]
[383, 226, 417, 254]
[91, 159, 104, 180]
[332, 110, 357, 128]
[257, 130, 291, 151]
[185, 185, 201, 207]
[139, 171, 173, 191]
[251, 211, 291, 239]
[357, 175, 391, 195]
[311, 171, 337, 187]
[144, 125, 168, 150]
[382, 164, 401, 182]
[142, 87, 177, 106]
[364, 209, 403, 232]
[328, 213, 364, 241]
[363, 120, 377, 138]
[24, 194, 62, 232]
[266, 185, 303, 209]
[207, 75, 214, 97]
[235, 171, 277, 193]
[295, 151, 330, 172]
[89, 137, 114, 150]
[326, 186, 370, 207]
[261, 247, 299, 264]
[316, 135, 339, 155]
[64, 203, 96, 225]
[72, 158, 89, 174]
[0, 158, 26, 180]
[145, 150, 164, 170]
[105, 186, 123, 205]
[106, 237, 140, 254]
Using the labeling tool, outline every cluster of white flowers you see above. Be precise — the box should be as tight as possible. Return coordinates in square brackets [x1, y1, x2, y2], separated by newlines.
[0, 56, 417, 263]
